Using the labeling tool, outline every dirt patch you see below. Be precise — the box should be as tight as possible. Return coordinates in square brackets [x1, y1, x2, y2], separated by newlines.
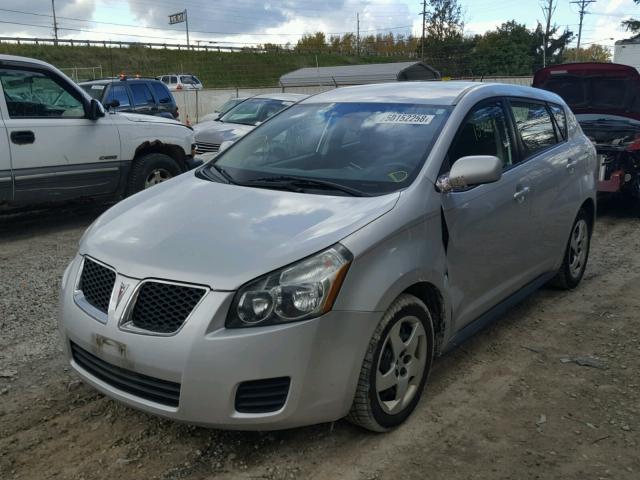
[1, 200, 639, 480]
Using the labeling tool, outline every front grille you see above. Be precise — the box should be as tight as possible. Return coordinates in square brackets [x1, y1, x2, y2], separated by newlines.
[128, 281, 206, 334]
[235, 377, 291, 413]
[70, 342, 181, 407]
[79, 258, 116, 314]
[194, 141, 220, 154]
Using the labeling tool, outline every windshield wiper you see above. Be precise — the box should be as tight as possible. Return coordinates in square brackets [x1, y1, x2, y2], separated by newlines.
[211, 164, 236, 184]
[244, 175, 371, 197]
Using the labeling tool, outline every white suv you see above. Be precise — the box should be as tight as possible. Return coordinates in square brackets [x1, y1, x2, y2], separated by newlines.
[157, 74, 203, 91]
[0, 55, 197, 206]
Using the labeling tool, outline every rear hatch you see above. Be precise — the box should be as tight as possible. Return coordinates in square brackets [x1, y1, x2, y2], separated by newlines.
[533, 62, 640, 144]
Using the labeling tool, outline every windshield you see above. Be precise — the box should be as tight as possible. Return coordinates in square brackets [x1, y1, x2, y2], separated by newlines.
[220, 98, 293, 126]
[208, 102, 451, 195]
[80, 84, 105, 100]
[541, 76, 640, 113]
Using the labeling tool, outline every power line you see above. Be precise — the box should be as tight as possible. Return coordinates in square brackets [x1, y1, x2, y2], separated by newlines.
[0, 7, 412, 39]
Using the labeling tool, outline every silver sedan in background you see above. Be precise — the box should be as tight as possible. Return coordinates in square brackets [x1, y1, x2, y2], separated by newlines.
[193, 93, 308, 155]
[59, 81, 597, 432]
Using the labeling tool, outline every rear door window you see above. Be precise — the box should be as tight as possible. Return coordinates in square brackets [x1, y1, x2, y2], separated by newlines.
[151, 82, 172, 104]
[105, 84, 131, 107]
[130, 83, 155, 106]
[509, 101, 557, 156]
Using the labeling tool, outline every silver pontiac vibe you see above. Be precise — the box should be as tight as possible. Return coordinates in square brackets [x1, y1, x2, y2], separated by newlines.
[59, 82, 597, 432]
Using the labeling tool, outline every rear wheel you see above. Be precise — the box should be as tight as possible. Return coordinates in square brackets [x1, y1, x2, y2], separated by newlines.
[551, 208, 591, 289]
[347, 294, 434, 432]
[127, 153, 181, 196]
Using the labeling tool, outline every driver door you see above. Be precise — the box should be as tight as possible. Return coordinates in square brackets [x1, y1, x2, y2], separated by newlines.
[441, 99, 542, 331]
[0, 66, 122, 203]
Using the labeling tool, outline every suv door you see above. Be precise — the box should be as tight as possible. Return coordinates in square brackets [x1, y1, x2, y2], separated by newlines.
[129, 82, 157, 116]
[0, 66, 122, 203]
[441, 99, 543, 331]
[0, 104, 12, 201]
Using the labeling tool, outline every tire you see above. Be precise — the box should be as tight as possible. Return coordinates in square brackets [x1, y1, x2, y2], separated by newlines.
[550, 208, 592, 290]
[347, 294, 435, 432]
[126, 153, 181, 196]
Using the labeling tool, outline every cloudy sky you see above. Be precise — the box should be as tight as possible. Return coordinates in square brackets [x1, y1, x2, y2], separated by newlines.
[0, 0, 637, 51]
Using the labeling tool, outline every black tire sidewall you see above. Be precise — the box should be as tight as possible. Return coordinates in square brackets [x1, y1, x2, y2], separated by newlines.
[127, 153, 181, 195]
[366, 303, 435, 430]
[562, 210, 592, 288]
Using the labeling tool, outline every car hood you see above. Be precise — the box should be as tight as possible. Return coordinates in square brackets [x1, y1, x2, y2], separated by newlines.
[80, 173, 400, 290]
[193, 121, 254, 144]
[119, 112, 181, 125]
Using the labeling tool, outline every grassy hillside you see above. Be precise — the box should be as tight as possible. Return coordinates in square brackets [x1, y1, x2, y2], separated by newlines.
[0, 43, 411, 87]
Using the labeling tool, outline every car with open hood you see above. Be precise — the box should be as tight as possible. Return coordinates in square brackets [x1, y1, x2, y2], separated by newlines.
[192, 93, 308, 155]
[533, 62, 640, 202]
[59, 81, 597, 432]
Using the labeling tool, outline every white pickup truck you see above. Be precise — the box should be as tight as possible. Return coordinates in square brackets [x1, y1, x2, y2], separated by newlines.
[0, 55, 197, 206]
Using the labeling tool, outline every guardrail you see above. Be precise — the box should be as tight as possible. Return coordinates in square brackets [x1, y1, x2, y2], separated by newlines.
[0, 36, 249, 52]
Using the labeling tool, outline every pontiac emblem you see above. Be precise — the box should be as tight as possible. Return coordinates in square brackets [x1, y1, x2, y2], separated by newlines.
[115, 282, 129, 308]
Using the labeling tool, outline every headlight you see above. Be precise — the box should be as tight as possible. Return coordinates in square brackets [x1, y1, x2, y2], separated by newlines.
[226, 244, 353, 328]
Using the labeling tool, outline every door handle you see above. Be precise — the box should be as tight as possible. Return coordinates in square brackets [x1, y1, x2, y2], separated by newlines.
[566, 158, 578, 170]
[513, 186, 530, 203]
[10, 130, 35, 145]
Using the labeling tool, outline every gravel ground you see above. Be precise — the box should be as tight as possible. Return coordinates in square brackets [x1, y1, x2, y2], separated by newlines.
[1, 199, 639, 480]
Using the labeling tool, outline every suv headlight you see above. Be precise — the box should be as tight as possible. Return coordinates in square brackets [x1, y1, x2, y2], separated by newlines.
[226, 244, 353, 328]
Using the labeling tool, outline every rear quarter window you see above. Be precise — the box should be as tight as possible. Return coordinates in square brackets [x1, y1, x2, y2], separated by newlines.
[548, 103, 567, 140]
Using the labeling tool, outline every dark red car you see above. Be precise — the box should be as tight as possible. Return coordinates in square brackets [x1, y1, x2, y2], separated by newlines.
[533, 62, 640, 200]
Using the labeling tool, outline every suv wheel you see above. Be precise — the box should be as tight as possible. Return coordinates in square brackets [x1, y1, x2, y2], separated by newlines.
[127, 153, 181, 195]
[347, 294, 434, 432]
[551, 208, 592, 289]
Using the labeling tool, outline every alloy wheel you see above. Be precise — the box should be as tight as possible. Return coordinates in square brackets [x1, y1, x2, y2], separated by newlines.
[569, 218, 589, 278]
[375, 316, 427, 415]
[144, 168, 172, 188]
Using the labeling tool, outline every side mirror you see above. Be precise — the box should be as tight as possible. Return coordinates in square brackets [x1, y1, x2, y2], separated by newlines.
[437, 155, 502, 193]
[106, 99, 120, 109]
[87, 98, 105, 120]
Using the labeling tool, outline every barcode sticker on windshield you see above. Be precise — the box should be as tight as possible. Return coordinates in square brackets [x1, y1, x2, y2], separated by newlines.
[90, 85, 105, 90]
[377, 113, 434, 125]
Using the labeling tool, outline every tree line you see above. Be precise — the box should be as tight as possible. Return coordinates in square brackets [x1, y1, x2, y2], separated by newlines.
[260, 0, 614, 78]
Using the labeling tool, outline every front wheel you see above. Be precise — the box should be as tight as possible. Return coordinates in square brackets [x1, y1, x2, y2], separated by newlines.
[126, 153, 181, 196]
[550, 208, 592, 289]
[347, 294, 435, 432]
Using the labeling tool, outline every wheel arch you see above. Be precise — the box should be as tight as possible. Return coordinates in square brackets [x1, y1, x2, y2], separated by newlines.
[579, 197, 596, 230]
[133, 141, 188, 172]
[402, 282, 447, 355]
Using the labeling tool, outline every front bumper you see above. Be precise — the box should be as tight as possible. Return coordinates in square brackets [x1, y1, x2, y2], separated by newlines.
[58, 255, 380, 430]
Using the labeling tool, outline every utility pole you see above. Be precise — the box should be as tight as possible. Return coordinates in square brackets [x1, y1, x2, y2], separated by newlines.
[571, 0, 596, 51]
[420, 0, 427, 62]
[51, 0, 59, 45]
[185, 9, 190, 49]
[541, 0, 556, 67]
[356, 12, 360, 56]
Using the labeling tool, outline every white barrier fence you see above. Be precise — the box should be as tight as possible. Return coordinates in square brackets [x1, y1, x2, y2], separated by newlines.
[174, 77, 534, 124]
